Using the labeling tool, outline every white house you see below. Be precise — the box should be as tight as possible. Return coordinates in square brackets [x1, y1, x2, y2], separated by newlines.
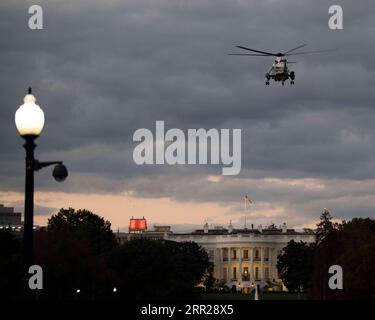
[166, 222, 315, 290]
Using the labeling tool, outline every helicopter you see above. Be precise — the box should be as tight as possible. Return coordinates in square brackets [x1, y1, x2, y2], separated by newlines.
[229, 44, 335, 85]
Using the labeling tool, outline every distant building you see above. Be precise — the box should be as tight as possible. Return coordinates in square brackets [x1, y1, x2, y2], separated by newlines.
[118, 218, 315, 290]
[118, 217, 172, 241]
[167, 222, 315, 290]
[0, 204, 22, 228]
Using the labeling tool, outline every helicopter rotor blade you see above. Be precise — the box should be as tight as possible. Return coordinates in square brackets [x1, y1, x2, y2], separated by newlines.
[286, 49, 336, 56]
[228, 53, 271, 56]
[236, 46, 277, 56]
[283, 44, 308, 54]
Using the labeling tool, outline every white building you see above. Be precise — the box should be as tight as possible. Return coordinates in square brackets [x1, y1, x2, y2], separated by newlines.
[166, 222, 315, 290]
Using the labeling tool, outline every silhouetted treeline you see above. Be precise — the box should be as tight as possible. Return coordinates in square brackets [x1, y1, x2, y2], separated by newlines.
[311, 217, 375, 299]
[277, 210, 375, 300]
[0, 208, 210, 300]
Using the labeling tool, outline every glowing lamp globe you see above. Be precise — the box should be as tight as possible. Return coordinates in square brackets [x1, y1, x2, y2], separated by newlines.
[15, 90, 45, 137]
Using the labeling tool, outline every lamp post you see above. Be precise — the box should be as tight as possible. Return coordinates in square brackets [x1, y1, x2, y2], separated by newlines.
[15, 88, 68, 272]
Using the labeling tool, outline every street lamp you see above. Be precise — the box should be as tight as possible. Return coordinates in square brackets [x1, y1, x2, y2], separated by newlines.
[15, 87, 68, 271]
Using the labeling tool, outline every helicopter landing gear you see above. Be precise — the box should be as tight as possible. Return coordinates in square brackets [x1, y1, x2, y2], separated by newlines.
[265, 73, 271, 85]
[290, 81, 295, 85]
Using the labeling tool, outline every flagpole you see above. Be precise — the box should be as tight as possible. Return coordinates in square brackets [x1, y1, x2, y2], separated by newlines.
[244, 196, 253, 229]
[244, 197, 247, 229]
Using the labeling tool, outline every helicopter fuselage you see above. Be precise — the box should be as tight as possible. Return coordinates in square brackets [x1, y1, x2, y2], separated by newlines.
[265, 57, 295, 85]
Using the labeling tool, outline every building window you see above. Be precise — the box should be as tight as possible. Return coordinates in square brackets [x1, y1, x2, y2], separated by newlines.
[264, 248, 269, 260]
[243, 250, 248, 259]
[255, 249, 259, 259]
[223, 268, 227, 280]
[233, 267, 237, 280]
[265, 267, 269, 279]
[243, 267, 249, 281]
[255, 267, 259, 280]
[233, 250, 237, 260]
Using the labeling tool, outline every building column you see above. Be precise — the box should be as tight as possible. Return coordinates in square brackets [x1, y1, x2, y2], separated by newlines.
[260, 247, 264, 280]
[239, 247, 242, 282]
[220, 248, 224, 279]
[227, 247, 231, 281]
[214, 248, 219, 279]
[250, 247, 254, 282]
[268, 248, 272, 280]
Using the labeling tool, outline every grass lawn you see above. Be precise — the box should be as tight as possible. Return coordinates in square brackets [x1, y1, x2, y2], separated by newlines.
[200, 292, 308, 300]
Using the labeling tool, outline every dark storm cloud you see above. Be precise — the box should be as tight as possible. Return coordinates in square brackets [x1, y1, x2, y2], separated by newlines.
[1, 0, 375, 222]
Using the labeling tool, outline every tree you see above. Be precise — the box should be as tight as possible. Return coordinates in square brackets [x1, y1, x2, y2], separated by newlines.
[315, 208, 336, 245]
[34, 208, 118, 299]
[311, 218, 375, 299]
[108, 238, 210, 300]
[277, 240, 313, 293]
[0, 229, 20, 258]
[34, 229, 115, 299]
[47, 208, 117, 255]
[203, 262, 215, 292]
[0, 229, 23, 299]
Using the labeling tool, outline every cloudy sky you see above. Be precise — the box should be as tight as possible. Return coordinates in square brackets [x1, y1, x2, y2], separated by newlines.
[1, 0, 374, 231]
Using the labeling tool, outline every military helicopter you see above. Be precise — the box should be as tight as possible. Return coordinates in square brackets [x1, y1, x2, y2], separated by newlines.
[229, 44, 335, 85]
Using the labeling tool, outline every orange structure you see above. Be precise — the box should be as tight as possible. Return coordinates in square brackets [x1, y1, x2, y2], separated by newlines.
[129, 216, 147, 233]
